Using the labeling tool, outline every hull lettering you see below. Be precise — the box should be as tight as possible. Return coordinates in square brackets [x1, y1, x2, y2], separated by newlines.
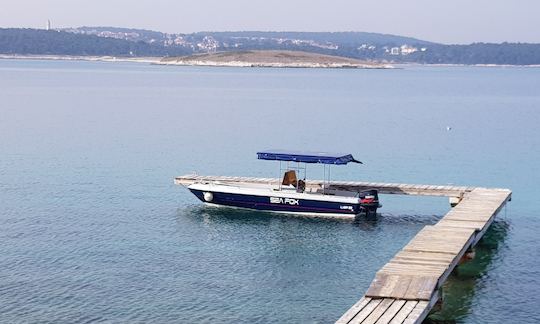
[270, 197, 300, 205]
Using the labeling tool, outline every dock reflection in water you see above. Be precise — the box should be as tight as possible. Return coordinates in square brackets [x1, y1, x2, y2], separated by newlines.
[427, 220, 510, 323]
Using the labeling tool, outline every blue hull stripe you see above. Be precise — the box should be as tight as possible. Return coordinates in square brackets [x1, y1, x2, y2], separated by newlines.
[189, 189, 363, 215]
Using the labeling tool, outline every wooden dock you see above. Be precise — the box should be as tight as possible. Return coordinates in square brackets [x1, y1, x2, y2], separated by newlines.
[336, 188, 511, 324]
[174, 174, 511, 323]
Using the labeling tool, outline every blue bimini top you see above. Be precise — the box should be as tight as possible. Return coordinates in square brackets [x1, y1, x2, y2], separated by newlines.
[256, 150, 362, 165]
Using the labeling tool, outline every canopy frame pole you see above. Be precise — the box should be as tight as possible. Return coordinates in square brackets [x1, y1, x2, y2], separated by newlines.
[297, 161, 300, 186]
[323, 164, 326, 195]
[285, 161, 291, 186]
[329, 164, 331, 190]
[279, 161, 282, 190]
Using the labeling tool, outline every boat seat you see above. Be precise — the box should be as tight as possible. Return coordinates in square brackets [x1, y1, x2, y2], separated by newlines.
[282, 170, 297, 187]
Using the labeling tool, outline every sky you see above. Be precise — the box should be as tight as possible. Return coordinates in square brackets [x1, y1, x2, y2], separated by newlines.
[1, 0, 539, 44]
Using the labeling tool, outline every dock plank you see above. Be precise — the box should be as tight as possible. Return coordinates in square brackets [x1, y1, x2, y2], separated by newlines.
[402, 301, 430, 324]
[389, 301, 418, 324]
[392, 251, 455, 262]
[436, 219, 487, 230]
[349, 299, 383, 324]
[374, 299, 406, 324]
[362, 299, 395, 324]
[366, 274, 438, 300]
[336, 297, 371, 324]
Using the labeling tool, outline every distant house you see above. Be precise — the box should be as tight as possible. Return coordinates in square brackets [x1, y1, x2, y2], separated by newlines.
[400, 45, 418, 55]
[390, 47, 400, 55]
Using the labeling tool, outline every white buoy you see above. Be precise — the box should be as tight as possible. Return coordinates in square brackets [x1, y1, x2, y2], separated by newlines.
[203, 192, 213, 202]
[446, 126, 452, 131]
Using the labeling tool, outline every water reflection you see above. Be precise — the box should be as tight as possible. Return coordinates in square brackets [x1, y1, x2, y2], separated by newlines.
[179, 205, 275, 224]
[178, 206, 509, 323]
[426, 220, 510, 323]
[178, 205, 439, 228]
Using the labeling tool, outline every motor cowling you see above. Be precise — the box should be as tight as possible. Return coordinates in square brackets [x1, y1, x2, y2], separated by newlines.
[359, 189, 379, 205]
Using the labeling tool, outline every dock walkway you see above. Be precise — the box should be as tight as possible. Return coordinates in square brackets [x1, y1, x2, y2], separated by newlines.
[336, 188, 511, 324]
[174, 175, 511, 324]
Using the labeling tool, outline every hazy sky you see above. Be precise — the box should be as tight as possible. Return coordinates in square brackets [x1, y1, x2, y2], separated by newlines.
[1, 0, 539, 44]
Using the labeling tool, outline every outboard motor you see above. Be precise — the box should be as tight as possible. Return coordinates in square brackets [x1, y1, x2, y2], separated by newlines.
[358, 189, 380, 218]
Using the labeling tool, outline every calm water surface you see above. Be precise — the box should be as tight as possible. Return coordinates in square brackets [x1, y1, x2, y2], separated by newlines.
[1, 60, 539, 323]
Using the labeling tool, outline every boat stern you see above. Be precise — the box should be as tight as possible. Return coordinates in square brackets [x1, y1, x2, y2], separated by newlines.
[358, 189, 380, 217]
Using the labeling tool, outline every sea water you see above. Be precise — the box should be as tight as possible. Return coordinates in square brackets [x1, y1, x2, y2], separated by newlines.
[1, 60, 539, 323]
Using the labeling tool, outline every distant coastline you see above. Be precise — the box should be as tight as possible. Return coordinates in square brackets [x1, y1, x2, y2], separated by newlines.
[2, 54, 540, 69]
[0, 51, 393, 69]
[2, 28, 540, 66]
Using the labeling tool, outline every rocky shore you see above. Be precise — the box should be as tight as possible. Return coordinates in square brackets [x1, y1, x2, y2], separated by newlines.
[158, 50, 393, 69]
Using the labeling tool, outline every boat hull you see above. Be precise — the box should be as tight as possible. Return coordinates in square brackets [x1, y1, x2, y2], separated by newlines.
[188, 188, 367, 217]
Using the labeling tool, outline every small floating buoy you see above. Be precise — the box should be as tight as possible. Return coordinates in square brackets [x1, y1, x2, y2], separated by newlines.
[446, 126, 452, 131]
[203, 192, 213, 202]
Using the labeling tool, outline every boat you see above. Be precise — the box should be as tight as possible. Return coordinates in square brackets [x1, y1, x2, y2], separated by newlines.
[178, 150, 381, 218]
